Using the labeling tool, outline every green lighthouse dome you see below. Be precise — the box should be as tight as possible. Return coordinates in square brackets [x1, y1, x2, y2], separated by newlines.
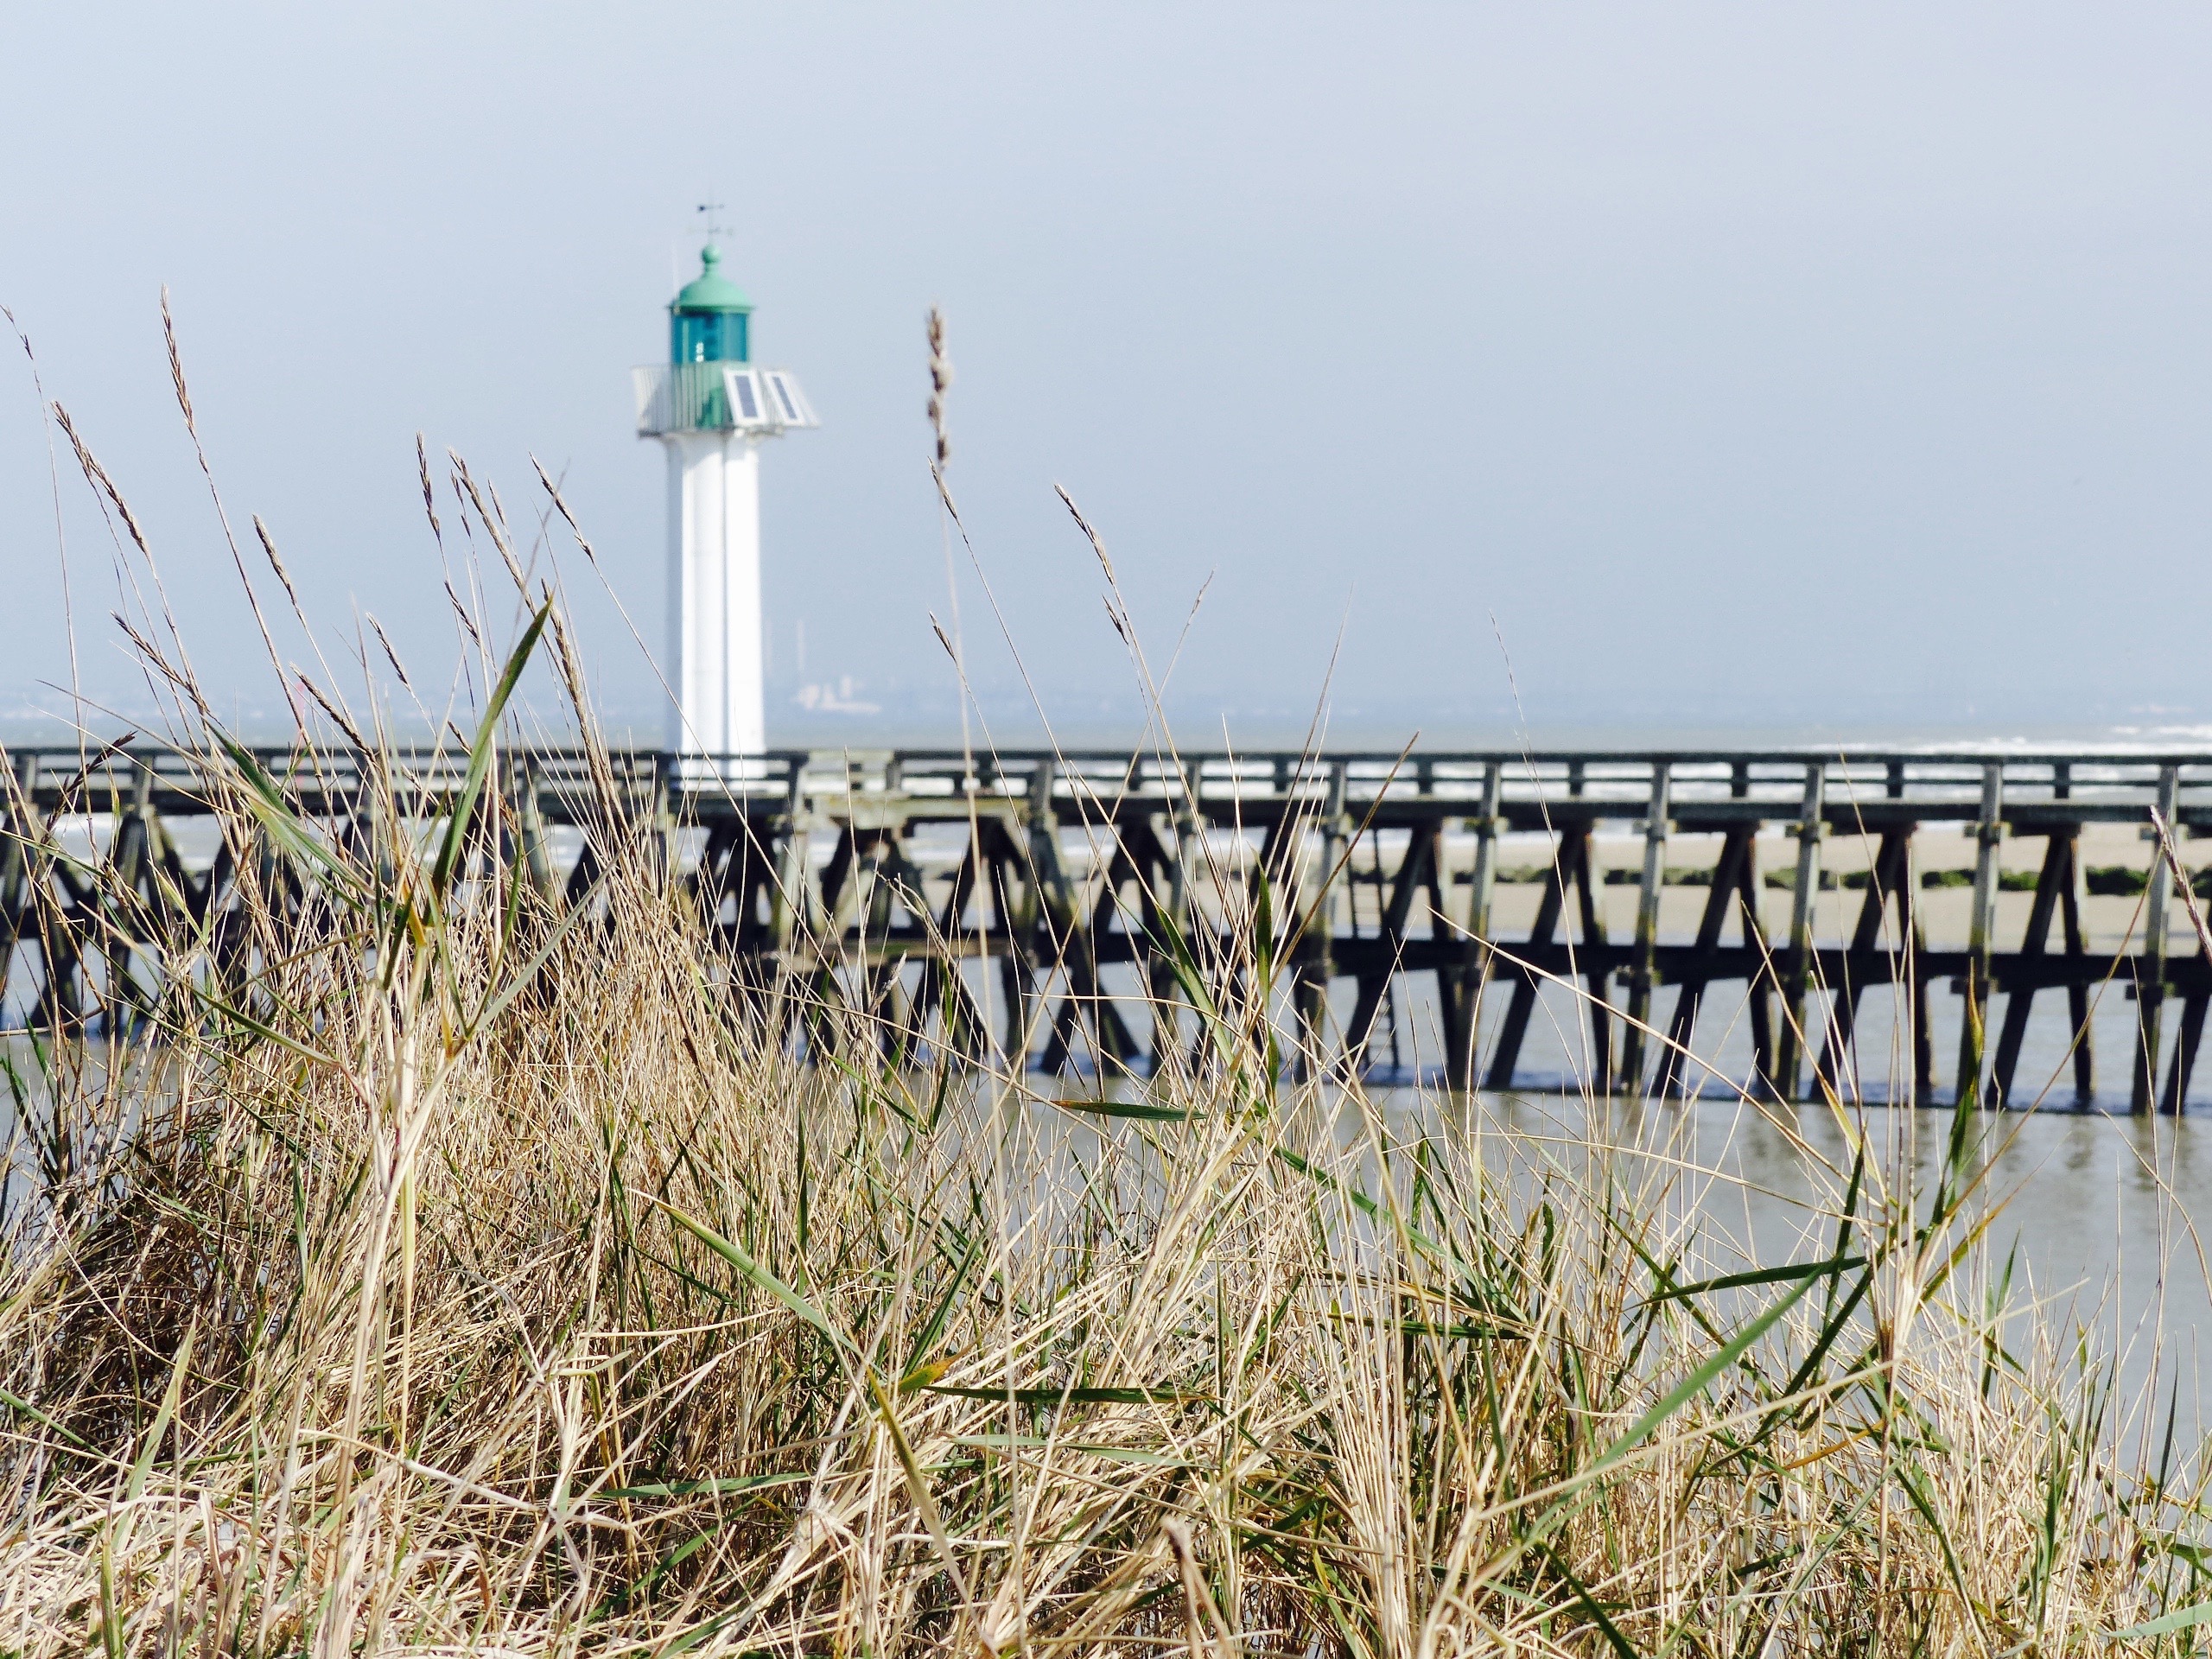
[670, 245, 753, 364]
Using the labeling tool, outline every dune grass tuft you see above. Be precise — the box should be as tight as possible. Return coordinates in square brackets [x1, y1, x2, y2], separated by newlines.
[3, 491, 2211, 1656]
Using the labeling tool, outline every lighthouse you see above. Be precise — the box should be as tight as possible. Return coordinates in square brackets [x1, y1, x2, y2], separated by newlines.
[634, 245, 817, 764]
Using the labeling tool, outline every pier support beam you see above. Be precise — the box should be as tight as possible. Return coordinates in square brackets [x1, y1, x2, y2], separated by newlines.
[1771, 762, 1827, 1101]
[2136, 765, 2180, 1114]
[1814, 827, 1925, 1104]
[1955, 763, 2004, 1111]
[1483, 818, 1611, 1095]
[1618, 762, 1671, 1096]
[1294, 762, 1350, 1073]
[1990, 827, 2093, 1109]
[0, 753, 37, 997]
[1445, 762, 1502, 1090]
[1660, 825, 1761, 1100]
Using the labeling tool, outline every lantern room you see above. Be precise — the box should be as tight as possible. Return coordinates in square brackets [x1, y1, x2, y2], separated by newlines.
[669, 245, 752, 364]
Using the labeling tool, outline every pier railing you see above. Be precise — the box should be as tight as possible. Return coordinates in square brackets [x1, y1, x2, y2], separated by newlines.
[9, 743, 2212, 1109]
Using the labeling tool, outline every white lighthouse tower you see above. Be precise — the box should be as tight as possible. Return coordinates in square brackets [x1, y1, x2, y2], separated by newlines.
[634, 246, 817, 765]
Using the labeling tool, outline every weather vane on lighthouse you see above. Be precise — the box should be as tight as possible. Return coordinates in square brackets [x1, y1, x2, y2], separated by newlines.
[634, 235, 817, 767]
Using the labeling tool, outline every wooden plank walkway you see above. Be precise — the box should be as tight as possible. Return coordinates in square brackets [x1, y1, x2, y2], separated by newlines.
[8, 743, 2212, 1109]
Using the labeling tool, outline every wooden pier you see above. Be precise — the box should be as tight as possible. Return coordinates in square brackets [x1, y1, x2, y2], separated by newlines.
[7, 743, 2211, 1110]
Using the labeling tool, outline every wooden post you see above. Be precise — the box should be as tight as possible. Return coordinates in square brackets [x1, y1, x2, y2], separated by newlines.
[1160, 757, 1204, 1065]
[1908, 847, 1936, 1109]
[1618, 760, 1671, 1095]
[1022, 760, 1073, 928]
[1568, 824, 1614, 1094]
[1294, 761, 1350, 1069]
[1171, 759, 1200, 933]
[0, 751, 36, 995]
[771, 756, 814, 960]
[1740, 834, 1776, 1092]
[3, 749, 98, 1033]
[2134, 764, 2180, 1114]
[1955, 762, 2004, 1110]
[1468, 759, 1501, 952]
[515, 754, 554, 900]
[1446, 760, 1502, 1090]
[995, 760, 1062, 1065]
[113, 754, 165, 1024]
[2163, 986, 2208, 1115]
[1771, 761, 1827, 1101]
[2061, 830, 2096, 1107]
[650, 753, 679, 886]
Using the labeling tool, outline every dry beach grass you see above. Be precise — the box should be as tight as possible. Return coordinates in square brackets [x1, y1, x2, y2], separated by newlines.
[2, 414, 2211, 1653]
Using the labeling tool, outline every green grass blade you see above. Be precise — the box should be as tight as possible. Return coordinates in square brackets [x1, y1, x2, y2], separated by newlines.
[213, 734, 364, 898]
[654, 1198, 845, 1351]
[1592, 1268, 1822, 1477]
[430, 599, 550, 899]
[1644, 1253, 1864, 1305]
[1534, 1539, 1641, 1659]
[924, 1384, 1209, 1406]
[2107, 1599, 2212, 1640]
[1050, 1096, 1192, 1122]
[127, 1321, 194, 1503]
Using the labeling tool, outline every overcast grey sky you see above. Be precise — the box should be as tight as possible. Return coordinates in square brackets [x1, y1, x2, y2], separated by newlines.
[4, 4, 2209, 747]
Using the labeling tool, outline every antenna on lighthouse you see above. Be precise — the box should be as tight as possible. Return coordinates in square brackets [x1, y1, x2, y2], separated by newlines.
[632, 239, 819, 777]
